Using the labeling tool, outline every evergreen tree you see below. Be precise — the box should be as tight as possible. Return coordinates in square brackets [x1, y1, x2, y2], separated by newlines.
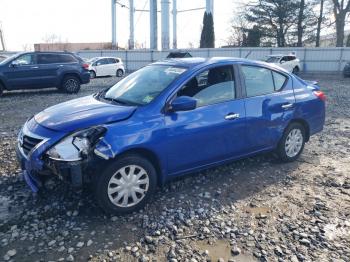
[246, 26, 261, 47]
[200, 12, 215, 48]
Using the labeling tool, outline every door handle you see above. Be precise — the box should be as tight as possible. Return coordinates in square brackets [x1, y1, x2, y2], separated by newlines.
[225, 113, 240, 120]
[281, 103, 294, 109]
[30, 66, 39, 69]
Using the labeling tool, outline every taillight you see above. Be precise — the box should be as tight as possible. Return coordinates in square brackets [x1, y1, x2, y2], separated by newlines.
[313, 90, 326, 101]
[82, 63, 89, 70]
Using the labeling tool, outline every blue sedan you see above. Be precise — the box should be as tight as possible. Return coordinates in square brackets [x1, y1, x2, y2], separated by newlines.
[16, 57, 326, 214]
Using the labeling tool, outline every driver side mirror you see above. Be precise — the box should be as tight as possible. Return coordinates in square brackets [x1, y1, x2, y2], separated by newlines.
[11, 61, 20, 67]
[280, 60, 286, 64]
[169, 96, 197, 112]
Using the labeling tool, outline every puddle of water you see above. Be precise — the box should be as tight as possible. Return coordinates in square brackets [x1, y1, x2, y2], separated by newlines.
[196, 239, 257, 262]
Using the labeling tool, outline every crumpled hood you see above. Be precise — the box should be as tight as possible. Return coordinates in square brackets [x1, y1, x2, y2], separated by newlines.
[34, 95, 136, 132]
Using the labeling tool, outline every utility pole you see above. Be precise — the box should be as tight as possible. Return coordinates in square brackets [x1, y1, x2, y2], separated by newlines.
[0, 22, 6, 51]
[150, 0, 158, 50]
[172, 0, 177, 49]
[111, 0, 117, 49]
[129, 0, 135, 49]
[161, 0, 170, 50]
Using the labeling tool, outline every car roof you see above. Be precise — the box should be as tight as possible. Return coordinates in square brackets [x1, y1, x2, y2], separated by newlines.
[90, 57, 121, 60]
[267, 54, 296, 57]
[152, 57, 288, 72]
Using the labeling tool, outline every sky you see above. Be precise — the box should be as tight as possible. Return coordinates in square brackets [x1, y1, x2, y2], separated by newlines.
[0, 0, 243, 51]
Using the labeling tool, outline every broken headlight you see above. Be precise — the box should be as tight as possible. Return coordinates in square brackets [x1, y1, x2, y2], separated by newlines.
[46, 126, 106, 161]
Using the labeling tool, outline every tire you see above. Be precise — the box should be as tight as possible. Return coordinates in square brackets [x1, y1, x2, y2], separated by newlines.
[61, 75, 81, 94]
[292, 66, 300, 75]
[277, 122, 305, 162]
[116, 69, 124, 77]
[90, 70, 96, 79]
[95, 154, 157, 215]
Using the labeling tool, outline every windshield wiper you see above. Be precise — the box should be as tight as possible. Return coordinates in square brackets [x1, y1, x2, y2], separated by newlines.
[103, 96, 140, 106]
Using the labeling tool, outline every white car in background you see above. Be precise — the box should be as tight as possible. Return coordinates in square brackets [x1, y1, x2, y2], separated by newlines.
[87, 57, 125, 78]
[265, 54, 301, 74]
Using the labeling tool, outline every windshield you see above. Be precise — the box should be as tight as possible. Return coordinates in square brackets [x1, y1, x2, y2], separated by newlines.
[104, 65, 187, 105]
[265, 56, 281, 63]
[0, 54, 18, 65]
[87, 57, 99, 63]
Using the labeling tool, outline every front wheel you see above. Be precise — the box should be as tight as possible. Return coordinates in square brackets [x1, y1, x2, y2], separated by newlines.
[62, 76, 81, 94]
[90, 70, 96, 79]
[277, 123, 305, 162]
[292, 66, 300, 75]
[95, 154, 157, 214]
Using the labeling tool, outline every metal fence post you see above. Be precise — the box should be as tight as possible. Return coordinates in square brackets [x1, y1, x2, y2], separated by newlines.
[338, 48, 344, 72]
[125, 50, 128, 72]
[303, 48, 307, 72]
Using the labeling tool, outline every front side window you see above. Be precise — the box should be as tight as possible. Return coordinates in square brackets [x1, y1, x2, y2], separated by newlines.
[104, 65, 187, 105]
[96, 58, 109, 66]
[242, 66, 287, 97]
[13, 54, 35, 65]
[177, 65, 235, 107]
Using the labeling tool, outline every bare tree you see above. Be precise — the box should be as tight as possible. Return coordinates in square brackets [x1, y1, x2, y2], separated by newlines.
[331, 0, 350, 46]
[297, 0, 306, 46]
[315, 0, 325, 47]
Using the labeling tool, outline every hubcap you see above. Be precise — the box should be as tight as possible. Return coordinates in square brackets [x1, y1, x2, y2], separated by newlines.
[285, 128, 303, 158]
[65, 79, 78, 92]
[107, 165, 149, 208]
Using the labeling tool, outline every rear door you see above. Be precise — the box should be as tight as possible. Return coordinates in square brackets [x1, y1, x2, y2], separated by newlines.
[164, 64, 247, 175]
[36, 53, 62, 87]
[239, 65, 295, 152]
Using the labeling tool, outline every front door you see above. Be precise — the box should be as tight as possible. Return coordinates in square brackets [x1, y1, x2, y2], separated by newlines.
[4, 53, 41, 89]
[164, 64, 247, 175]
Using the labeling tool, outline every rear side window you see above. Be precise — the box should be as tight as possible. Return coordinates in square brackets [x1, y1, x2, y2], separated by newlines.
[38, 54, 77, 64]
[272, 71, 287, 90]
[242, 66, 287, 97]
[178, 65, 235, 107]
[108, 58, 117, 64]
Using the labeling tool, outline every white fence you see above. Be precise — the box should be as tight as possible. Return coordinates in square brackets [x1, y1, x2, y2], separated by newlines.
[2, 47, 350, 72]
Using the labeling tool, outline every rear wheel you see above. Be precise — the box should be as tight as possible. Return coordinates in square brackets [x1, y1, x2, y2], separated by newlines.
[116, 69, 124, 77]
[292, 66, 300, 75]
[61, 76, 81, 94]
[277, 122, 305, 162]
[90, 70, 96, 79]
[95, 154, 157, 214]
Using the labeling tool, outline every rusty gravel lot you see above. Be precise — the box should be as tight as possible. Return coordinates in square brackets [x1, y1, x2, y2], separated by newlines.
[0, 74, 349, 262]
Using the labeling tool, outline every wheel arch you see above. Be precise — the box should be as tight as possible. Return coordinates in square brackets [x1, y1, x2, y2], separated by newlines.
[287, 118, 310, 142]
[61, 72, 82, 84]
[111, 147, 164, 186]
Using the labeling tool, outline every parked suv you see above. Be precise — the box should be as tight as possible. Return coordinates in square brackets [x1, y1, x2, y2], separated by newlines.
[87, 57, 125, 78]
[0, 51, 90, 96]
[16, 57, 325, 214]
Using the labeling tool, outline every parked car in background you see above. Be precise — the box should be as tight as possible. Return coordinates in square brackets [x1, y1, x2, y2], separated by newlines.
[87, 57, 125, 78]
[0, 52, 90, 96]
[0, 54, 8, 62]
[343, 62, 350, 77]
[166, 51, 192, 58]
[265, 54, 301, 74]
[16, 57, 325, 214]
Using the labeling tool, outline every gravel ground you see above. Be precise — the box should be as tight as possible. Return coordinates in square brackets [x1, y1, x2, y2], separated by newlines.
[0, 74, 349, 262]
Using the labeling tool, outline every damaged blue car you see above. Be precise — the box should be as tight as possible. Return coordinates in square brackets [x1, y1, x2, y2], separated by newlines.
[16, 57, 326, 214]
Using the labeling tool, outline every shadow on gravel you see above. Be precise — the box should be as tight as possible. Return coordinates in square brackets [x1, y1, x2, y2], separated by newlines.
[0, 151, 300, 261]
